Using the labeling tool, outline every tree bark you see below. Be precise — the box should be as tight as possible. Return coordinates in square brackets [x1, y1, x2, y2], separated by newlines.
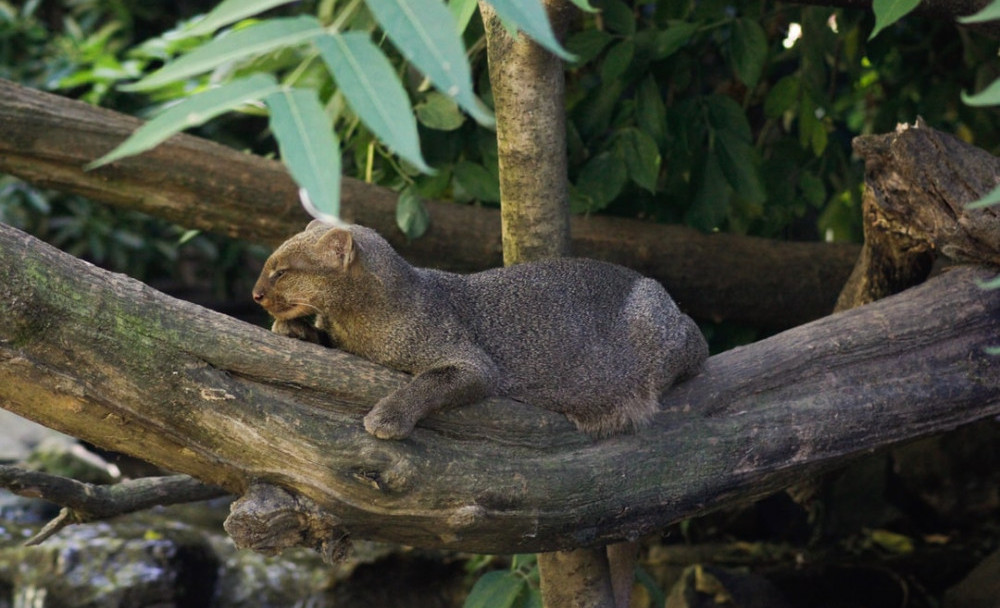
[480, 0, 574, 263]
[480, 2, 614, 603]
[1, 221, 997, 555]
[0, 78, 856, 329]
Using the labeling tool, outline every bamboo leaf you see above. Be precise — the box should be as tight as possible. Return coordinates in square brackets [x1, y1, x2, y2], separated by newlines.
[265, 88, 341, 219]
[184, 0, 298, 37]
[87, 74, 281, 169]
[315, 33, 430, 173]
[485, 0, 575, 60]
[124, 16, 325, 91]
[869, 0, 921, 39]
[365, 0, 494, 126]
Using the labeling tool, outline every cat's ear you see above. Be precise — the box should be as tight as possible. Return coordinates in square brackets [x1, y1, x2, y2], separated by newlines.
[306, 219, 328, 230]
[315, 228, 356, 270]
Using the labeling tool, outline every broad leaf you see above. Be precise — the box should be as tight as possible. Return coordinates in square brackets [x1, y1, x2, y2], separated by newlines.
[453, 160, 500, 202]
[265, 88, 341, 219]
[415, 91, 467, 130]
[729, 18, 767, 89]
[573, 149, 628, 212]
[396, 187, 430, 239]
[315, 33, 430, 172]
[486, 0, 575, 60]
[764, 75, 800, 118]
[617, 128, 661, 193]
[184, 0, 298, 37]
[464, 571, 526, 608]
[958, 0, 1000, 23]
[600, 40, 635, 82]
[716, 131, 766, 203]
[685, 153, 731, 231]
[869, 0, 921, 39]
[566, 29, 615, 65]
[635, 76, 667, 148]
[654, 21, 698, 60]
[366, 0, 494, 126]
[125, 16, 325, 91]
[962, 78, 1000, 107]
[87, 74, 281, 169]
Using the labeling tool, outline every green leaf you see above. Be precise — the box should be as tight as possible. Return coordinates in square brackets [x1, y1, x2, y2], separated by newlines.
[265, 88, 341, 219]
[184, 0, 298, 37]
[600, 40, 635, 82]
[453, 160, 501, 202]
[366, 0, 494, 126]
[958, 0, 1000, 23]
[653, 21, 698, 60]
[685, 153, 731, 231]
[87, 74, 281, 169]
[635, 76, 667, 148]
[464, 571, 526, 608]
[315, 33, 430, 173]
[716, 131, 766, 203]
[396, 187, 430, 239]
[572, 149, 628, 212]
[487, 0, 575, 60]
[566, 29, 615, 65]
[869, 0, 921, 39]
[124, 16, 325, 91]
[616, 128, 661, 193]
[705, 94, 752, 143]
[567, 0, 599, 12]
[764, 75, 800, 118]
[602, 0, 636, 36]
[799, 171, 827, 208]
[729, 18, 767, 89]
[967, 183, 1000, 209]
[962, 78, 1000, 107]
[449, 0, 480, 34]
[415, 91, 467, 130]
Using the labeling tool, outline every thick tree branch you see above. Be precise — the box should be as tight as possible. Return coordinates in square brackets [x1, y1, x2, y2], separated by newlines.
[0, 78, 856, 329]
[1, 221, 997, 554]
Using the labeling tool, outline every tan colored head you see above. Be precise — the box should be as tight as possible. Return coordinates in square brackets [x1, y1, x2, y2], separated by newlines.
[252, 221, 357, 321]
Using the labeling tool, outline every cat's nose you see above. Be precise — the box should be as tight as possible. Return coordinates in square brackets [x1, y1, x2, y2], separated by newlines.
[252, 290, 264, 303]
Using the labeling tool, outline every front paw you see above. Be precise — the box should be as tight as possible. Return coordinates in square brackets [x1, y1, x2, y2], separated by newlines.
[363, 406, 416, 440]
[272, 319, 328, 345]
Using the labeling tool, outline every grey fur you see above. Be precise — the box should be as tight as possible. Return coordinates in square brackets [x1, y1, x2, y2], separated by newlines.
[253, 223, 708, 440]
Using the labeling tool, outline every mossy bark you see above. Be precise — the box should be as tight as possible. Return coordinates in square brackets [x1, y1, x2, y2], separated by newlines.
[1, 222, 998, 555]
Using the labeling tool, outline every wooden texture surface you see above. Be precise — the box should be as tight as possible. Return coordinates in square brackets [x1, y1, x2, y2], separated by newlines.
[1, 221, 997, 553]
[0, 78, 856, 329]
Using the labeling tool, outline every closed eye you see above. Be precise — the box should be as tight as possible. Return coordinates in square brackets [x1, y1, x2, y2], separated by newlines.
[270, 269, 287, 282]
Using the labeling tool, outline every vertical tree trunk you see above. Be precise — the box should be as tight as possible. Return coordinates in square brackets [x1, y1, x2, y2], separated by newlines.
[479, 0, 573, 264]
[478, 2, 616, 606]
